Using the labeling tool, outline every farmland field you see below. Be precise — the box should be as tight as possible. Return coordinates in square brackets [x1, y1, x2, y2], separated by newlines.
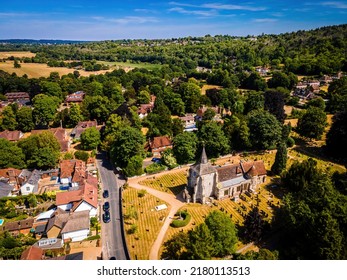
[0, 51, 36, 59]
[122, 187, 169, 260]
[97, 60, 162, 71]
[0, 61, 111, 78]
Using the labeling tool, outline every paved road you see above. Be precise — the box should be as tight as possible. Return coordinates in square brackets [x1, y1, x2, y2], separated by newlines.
[96, 153, 129, 260]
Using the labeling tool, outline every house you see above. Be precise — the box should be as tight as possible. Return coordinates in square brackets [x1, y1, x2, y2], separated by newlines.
[46, 210, 90, 242]
[0, 218, 34, 236]
[185, 147, 266, 204]
[0, 181, 13, 198]
[64, 91, 86, 104]
[5, 92, 30, 102]
[178, 114, 197, 132]
[0, 168, 21, 189]
[255, 66, 270, 76]
[138, 104, 154, 119]
[31, 128, 70, 152]
[20, 246, 44, 260]
[71, 120, 97, 140]
[59, 159, 86, 188]
[0, 130, 23, 142]
[19, 169, 40, 195]
[55, 180, 98, 217]
[148, 136, 173, 157]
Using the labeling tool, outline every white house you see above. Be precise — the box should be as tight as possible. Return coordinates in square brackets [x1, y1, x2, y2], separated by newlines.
[61, 210, 90, 242]
[20, 169, 40, 195]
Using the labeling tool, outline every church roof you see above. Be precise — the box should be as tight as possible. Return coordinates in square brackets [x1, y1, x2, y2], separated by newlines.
[241, 161, 267, 177]
[190, 146, 217, 175]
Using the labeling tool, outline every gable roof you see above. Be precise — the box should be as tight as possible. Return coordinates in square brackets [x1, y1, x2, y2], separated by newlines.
[0, 181, 13, 198]
[150, 136, 172, 150]
[60, 210, 90, 234]
[1, 218, 34, 232]
[0, 130, 23, 141]
[71, 121, 97, 139]
[20, 246, 44, 260]
[217, 164, 243, 182]
[60, 159, 86, 183]
[241, 160, 267, 177]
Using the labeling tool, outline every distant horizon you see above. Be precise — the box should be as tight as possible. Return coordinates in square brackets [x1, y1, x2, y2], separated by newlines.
[1, 1, 347, 40]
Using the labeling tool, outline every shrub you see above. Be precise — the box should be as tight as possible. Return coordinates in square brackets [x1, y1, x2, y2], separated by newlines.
[170, 210, 191, 228]
[145, 163, 166, 174]
[74, 150, 89, 162]
[137, 189, 147, 198]
[287, 137, 295, 147]
[127, 224, 138, 234]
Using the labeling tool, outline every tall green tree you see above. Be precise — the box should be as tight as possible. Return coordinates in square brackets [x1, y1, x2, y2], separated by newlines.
[271, 142, 288, 175]
[264, 90, 286, 123]
[172, 132, 198, 164]
[32, 94, 60, 127]
[0, 106, 17, 131]
[325, 111, 347, 161]
[186, 223, 215, 260]
[40, 81, 63, 100]
[16, 107, 34, 132]
[178, 81, 202, 113]
[80, 127, 101, 150]
[296, 107, 327, 140]
[198, 121, 230, 158]
[247, 109, 282, 150]
[0, 139, 25, 169]
[204, 211, 238, 257]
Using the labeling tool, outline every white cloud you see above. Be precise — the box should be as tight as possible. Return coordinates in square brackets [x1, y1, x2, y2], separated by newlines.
[320, 1, 347, 8]
[91, 16, 159, 25]
[169, 2, 267, 11]
[253, 18, 278, 23]
[168, 7, 217, 16]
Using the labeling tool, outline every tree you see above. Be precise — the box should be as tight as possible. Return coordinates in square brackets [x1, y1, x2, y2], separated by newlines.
[80, 127, 101, 150]
[186, 223, 215, 260]
[264, 90, 286, 123]
[110, 126, 145, 168]
[173, 132, 198, 164]
[247, 110, 282, 150]
[137, 90, 151, 104]
[267, 71, 291, 89]
[172, 118, 184, 137]
[40, 81, 63, 100]
[0, 139, 25, 169]
[81, 95, 113, 123]
[74, 150, 89, 162]
[146, 95, 172, 137]
[234, 249, 279, 260]
[123, 155, 143, 177]
[223, 115, 251, 151]
[0, 106, 17, 131]
[244, 91, 264, 114]
[307, 97, 326, 111]
[204, 211, 238, 257]
[242, 72, 267, 91]
[32, 94, 60, 127]
[68, 103, 84, 127]
[242, 207, 267, 244]
[198, 122, 230, 158]
[161, 232, 189, 260]
[13, 60, 21, 68]
[178, 82, 202, 113]
[296, 107, 327, 140]
[18, 131, 60, 169]
[161, 148, 177, 169]
[16, 107, 34, 132]
[325, 111, 347, 160]
[271, 142, 287, 175]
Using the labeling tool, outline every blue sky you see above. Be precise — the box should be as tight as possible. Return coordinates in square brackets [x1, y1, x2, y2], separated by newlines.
[1, 1, 347, 40]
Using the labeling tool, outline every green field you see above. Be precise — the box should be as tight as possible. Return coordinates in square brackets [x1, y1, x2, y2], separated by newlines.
[97, 60, 162, 71]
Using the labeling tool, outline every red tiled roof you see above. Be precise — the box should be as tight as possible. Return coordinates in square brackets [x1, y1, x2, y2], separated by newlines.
[21, 246, 44, 260]
[150, 136, 172, 150]
[0, 168, 21, 181]
[56, 189, 82, 206]
[241, 160, 267, 177]
[5, 92, 30, 101]
[0, 130, 23, 141]
[65, 91, 85, 103]
[60, 159, 86, 183]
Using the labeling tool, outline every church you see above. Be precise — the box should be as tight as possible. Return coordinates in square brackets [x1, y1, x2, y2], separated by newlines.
[185, 147, 267, 204]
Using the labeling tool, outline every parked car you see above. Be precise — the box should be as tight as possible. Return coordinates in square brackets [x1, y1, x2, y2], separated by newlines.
[103, 210, 111, 223]
[103, 190, 109, 198]
[103, 201, 110, 211]
[151, 157, 161, 163]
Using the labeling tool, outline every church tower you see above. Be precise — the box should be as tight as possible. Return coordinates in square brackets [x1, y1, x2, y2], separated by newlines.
[187, 146, 217, 203]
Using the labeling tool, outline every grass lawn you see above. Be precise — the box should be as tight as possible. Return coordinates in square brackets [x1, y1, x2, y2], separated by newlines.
[201, 84, 222, 95]
[139, 170, 187, 196]
[122, 187, 169, 260]
[97, 60, 162, 71]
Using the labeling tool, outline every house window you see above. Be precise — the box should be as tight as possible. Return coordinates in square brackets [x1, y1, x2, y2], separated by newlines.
[26, 187, 30, 191]
[224, 190, 229, 196]
[237, 186, 241, 192]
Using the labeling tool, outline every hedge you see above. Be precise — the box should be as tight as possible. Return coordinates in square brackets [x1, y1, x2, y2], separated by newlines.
[170, 210, 191, 228]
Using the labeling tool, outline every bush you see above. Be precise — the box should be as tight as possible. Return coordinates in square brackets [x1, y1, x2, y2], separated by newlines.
[137, 189, 147, 198]
[145, 163, 166, 174]
[170, 210, 191, 228]
[127, 224, 138, 234]
[74, 150, 89, 162]
[287, 137, 295, 147]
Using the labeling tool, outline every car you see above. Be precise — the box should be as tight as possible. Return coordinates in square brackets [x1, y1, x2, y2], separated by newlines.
[103, 190, 109, 198]
[151, 157, 161, 163]
[103, 201, 110, 211]
[109, 256, 116, 260]
[103, 210, 111, 223]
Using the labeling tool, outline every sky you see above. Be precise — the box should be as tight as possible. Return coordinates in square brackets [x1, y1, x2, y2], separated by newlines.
[1, 1, 347, 40]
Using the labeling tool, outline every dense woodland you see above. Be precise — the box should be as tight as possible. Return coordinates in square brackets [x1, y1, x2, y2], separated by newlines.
[0, 24, 347, 260]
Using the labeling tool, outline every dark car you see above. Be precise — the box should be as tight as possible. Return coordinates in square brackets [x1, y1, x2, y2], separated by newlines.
[109, 256, 116, 260]
[103, 201, 110, 211]
[151, 157, 161, 163]
[103, 210, 111, 223]
[103, 190, 109, 198]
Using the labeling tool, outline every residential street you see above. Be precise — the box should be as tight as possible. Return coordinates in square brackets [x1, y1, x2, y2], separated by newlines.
[96, 153, 129, 260]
